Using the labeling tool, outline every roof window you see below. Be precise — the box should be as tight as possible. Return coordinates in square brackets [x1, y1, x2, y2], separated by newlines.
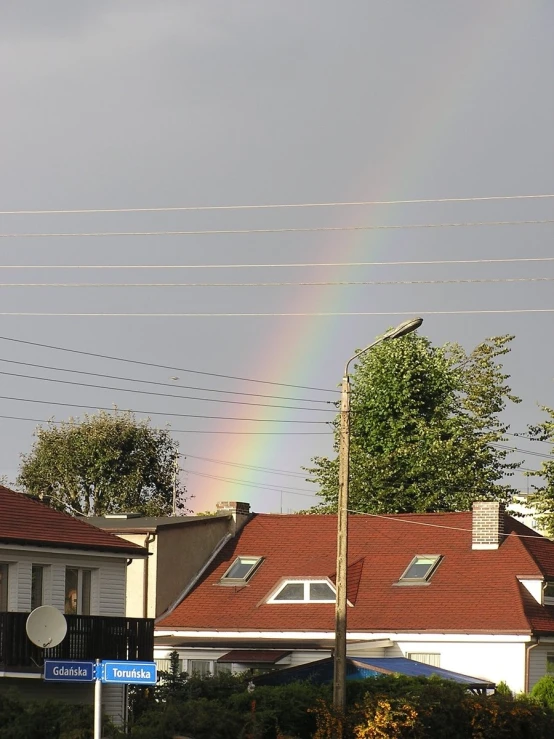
[544, 582, 554, 605]
[397, 555, 441, 585]
[220, 556, 262, 584]
[268, 579, 336, 603]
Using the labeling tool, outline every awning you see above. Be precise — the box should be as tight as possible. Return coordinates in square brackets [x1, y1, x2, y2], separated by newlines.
[217, 650, 291, 664]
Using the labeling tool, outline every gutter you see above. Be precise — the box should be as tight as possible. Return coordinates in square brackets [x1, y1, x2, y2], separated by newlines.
[143, 532, 156, 619]
[525, 639, 540, 692]
[155, 532, 233, 623]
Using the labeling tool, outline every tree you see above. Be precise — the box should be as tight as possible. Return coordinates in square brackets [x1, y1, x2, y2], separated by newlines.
[525, 407, 554, 535]
[17, 411, 187, 516]
[306, 333, 521, 514]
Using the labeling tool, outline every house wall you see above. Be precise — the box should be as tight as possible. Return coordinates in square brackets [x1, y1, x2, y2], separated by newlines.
[388, 638, 527, 693]
[528, 641, 554, 690]
[111, 533, 155, 618]
[155, 517, 231, 617]
[0, 545, 127, 615]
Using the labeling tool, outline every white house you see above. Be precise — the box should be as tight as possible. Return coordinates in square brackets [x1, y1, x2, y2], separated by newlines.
[0, 485, 153, 724]
[154, 501, 554, 693]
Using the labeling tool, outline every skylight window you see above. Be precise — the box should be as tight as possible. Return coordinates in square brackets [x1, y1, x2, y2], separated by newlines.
[398, 555, 441, 585]
[221, 556, 262, 583]
[268, 579, 336, 603]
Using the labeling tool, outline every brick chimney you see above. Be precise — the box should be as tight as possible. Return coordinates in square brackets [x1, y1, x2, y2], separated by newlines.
[216, 501, 251, 535]
[472, 501, 505, 550]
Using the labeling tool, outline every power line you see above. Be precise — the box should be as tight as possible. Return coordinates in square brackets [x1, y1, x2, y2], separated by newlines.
[2, 192, 554, 215]
[1, 218, 553, 238]
[0, 413, 333, 435]
[0, 276, 551, 287]
[180, 452, 309, 479]
[1, 257, 554, 269]
[184, 468, 317, 496]
[0, 308, 552, 316]
[0, 358, 331, 405]
[0, 335, 336, 393]
[492, 443, 554, 460]
[506, 431, 553, 446]
[0, 369, 335, 413]
[0, 394, 331, 423]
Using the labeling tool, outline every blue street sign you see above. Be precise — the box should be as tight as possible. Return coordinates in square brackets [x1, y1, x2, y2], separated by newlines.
[101, 660, 157, 685]
[44, 660, 95, 682]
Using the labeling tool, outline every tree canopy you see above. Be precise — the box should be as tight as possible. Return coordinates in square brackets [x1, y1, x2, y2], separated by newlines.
[17, 411, 187, 516]
[307, 333, 521, 514]
[526, 407, 554, 535]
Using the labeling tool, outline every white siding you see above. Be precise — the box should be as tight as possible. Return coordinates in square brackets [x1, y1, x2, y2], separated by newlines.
[0, 546, 127, 617]
[528, 643, 554, 691]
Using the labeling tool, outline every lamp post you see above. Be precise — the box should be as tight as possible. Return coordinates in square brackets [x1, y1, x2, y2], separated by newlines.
[332, 317, 423, 715]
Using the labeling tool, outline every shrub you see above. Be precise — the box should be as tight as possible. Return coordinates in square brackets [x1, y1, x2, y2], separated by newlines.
[531, 675, 554, 710]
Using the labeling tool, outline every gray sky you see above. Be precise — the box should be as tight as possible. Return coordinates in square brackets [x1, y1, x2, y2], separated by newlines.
[0, 1, 552, 513]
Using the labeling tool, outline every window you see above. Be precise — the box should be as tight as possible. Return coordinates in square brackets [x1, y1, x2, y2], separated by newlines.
[188, 659, 211, 677]
[269, 579, 336, 603]
[408, 653, 441, 667]
[398, 555, 441, 584]
[220, 556, 262, 584]
[31, 565, 44, 610]
[65, 568, 92, 614]
[547, 654, 554, 675]
[0, 563, 8, 611]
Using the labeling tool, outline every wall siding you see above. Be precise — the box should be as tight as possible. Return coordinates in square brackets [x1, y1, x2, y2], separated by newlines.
[528, 643, 554, 690]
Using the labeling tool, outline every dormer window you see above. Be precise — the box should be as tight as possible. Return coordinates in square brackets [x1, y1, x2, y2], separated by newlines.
[397, 555, 441, 586]
[267, 579, 336, 603]
[220, 556, 262, 584]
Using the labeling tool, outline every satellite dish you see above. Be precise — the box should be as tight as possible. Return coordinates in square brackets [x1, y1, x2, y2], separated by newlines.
[26, 606, 67, 648]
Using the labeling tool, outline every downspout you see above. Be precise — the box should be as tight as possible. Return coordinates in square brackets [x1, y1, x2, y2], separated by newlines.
[143, 532, 156, 619]
[525, 639, 540, 692]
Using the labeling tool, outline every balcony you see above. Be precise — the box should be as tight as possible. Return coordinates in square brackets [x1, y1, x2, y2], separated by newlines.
[0, 612, 154, 672]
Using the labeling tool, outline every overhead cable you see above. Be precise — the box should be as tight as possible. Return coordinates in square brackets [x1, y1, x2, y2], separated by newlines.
[1, 218, 553, 238]
[0, 394, 330, 423]
[0, 357, 331, 404]
[0, 276, 551, 287]
[0, 308, 552, 316]
[1, 257, 554, 269]
[0, 335, 336, 393]
[1, 192, 553, 215]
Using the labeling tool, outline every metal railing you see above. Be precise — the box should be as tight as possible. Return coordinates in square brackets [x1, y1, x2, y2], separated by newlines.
[0, 612, 154, 671]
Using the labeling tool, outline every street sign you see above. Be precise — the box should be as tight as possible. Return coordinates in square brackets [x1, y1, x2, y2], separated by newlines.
[101, 660, 157, 685]
[44, 660, 95, 682]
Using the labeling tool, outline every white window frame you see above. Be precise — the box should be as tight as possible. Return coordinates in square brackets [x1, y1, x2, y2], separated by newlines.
[267, 578, 336, 604]
[543, 582, 554, 606]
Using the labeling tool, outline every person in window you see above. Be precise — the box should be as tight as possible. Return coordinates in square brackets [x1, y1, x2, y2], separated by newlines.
[65, 588, 78, 614]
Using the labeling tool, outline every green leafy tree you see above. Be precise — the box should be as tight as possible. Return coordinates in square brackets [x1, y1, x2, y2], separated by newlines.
[307, 333, 521, 513]
[526, 407, 554, 535]
[17, 411, 187, 516]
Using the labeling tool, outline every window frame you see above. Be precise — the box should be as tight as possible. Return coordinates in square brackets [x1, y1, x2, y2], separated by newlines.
[543, 582, 554, 605]
[220, 556, 263, 585]
[0, 562, 9, 612]
[267, 578, 336, 604]
[396, 555, 442, 586]
[31, 564, 44, 611]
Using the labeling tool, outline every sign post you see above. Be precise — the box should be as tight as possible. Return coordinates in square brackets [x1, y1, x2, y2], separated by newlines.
[94, 659, 102, 739]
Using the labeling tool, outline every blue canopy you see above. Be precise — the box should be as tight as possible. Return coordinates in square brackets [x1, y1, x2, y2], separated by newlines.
[252, 656, 495, 691]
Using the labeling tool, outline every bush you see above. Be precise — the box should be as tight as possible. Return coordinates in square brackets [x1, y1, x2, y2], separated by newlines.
[531, 675, 554, 710]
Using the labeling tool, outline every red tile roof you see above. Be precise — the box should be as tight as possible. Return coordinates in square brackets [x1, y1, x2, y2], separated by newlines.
[157, 512, 554, 634]
[0, 486, 145, 555]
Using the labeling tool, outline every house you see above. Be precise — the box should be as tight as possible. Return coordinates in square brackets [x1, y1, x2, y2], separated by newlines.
[0, 486, 154, 724]
[88, 502, 249, 618]
[154, 501, 554, 693]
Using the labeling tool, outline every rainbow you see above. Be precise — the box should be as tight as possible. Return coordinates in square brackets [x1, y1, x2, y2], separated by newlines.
[191, 4, 528, 513]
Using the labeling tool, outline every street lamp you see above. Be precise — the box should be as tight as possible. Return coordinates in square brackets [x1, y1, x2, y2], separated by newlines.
[332, 317, 423, 713]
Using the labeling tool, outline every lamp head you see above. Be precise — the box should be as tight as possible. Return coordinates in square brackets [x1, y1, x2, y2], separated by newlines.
[383, 317, 423, 341]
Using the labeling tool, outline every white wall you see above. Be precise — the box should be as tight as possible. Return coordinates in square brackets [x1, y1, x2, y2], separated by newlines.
[0, 545, 127, 616]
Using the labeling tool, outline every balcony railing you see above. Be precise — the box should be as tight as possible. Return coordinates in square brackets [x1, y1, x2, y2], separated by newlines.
[0, 612, 154, 671]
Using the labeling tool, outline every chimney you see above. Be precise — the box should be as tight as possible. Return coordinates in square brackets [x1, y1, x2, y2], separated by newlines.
[472, 501, 505, 550]
[216, 501, 251, 535]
